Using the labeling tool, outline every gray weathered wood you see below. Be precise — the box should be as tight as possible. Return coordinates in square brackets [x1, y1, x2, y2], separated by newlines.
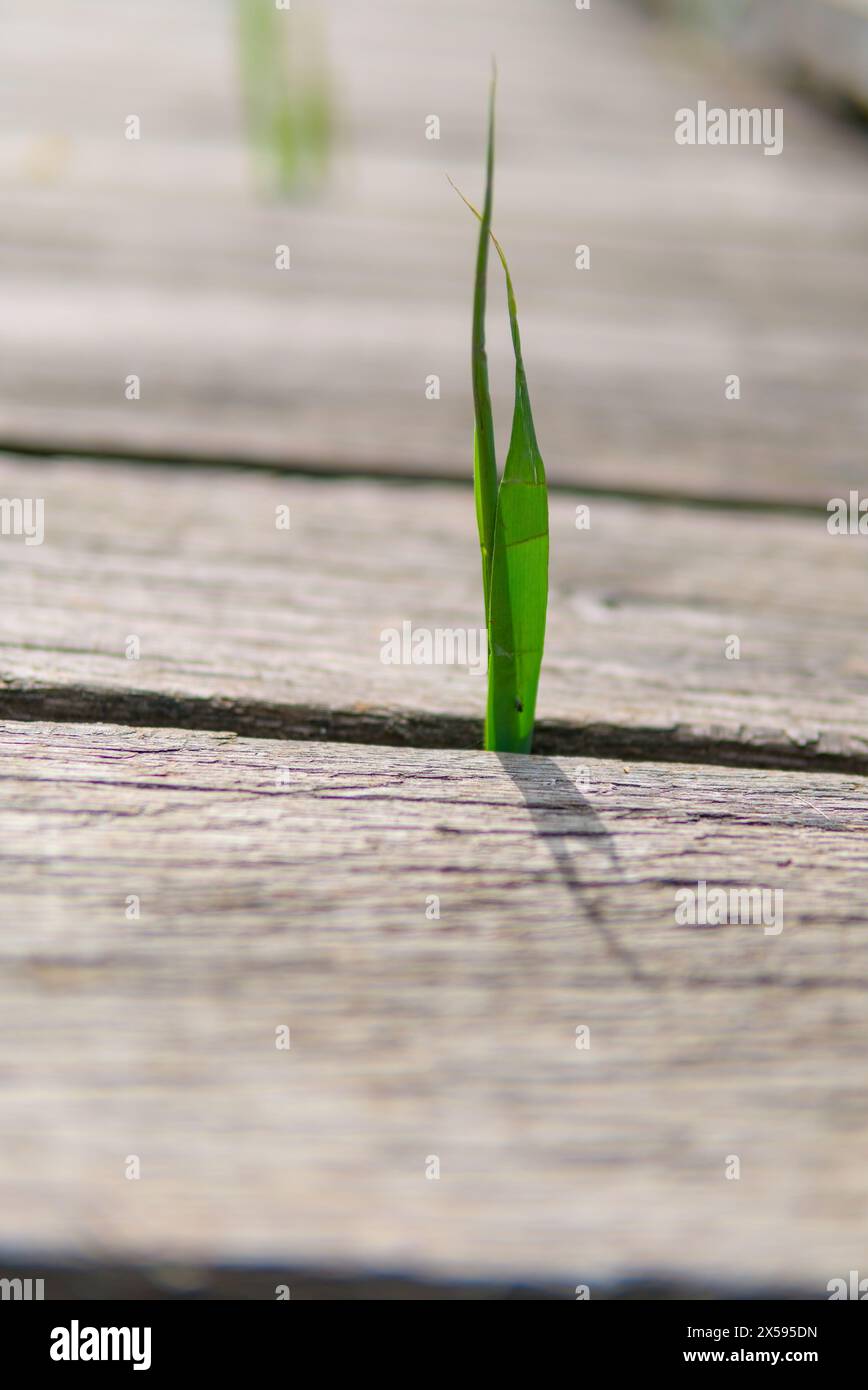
[1, 454, 867, 771]
[0, 0, 866, 504]
[0, 720, 866, 1294]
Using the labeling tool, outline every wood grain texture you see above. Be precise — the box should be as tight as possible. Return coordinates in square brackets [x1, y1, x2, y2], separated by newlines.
[1, 454, 867, 771]
[0, 0, 866, 503]
[0, 720, 866, 1295]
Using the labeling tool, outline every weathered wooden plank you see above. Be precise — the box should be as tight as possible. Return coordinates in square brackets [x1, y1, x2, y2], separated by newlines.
[1, 454, 866, 771]
[0, 0, 865, 503]
[0, 720, 866, 1294]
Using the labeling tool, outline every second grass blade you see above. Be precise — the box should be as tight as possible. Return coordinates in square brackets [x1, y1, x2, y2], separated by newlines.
[470, 74, 499, 625]
[485, 230, 549, 754]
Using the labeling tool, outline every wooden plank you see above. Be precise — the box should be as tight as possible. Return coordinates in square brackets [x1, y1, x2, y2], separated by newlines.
[1, 454, 867, 772]
[0, 0, 866, 504]
[1, 720, 866, 1294]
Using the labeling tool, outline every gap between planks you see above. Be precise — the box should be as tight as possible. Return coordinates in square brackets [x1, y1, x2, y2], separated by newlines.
[0, 439, 831, 520]
[3, 685, 868, 780]
[0, 1259, 823, 1303]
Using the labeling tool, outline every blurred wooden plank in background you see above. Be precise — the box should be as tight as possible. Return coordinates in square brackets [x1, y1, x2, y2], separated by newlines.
[0, 0, 865, 503]
[638, 0, 868, 111]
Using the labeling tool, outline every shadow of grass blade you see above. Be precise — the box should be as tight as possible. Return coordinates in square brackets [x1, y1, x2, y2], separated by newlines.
[485, 229, 549, 754]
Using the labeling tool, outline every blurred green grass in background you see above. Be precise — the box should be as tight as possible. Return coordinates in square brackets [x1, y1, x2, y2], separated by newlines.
[237, 0, 334, 197]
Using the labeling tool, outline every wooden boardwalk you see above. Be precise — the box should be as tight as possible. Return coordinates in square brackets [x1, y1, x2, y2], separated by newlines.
[0, 0, 866, 1299]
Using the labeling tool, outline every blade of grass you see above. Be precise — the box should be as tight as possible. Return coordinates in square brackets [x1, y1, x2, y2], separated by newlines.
[450, 181, 549, 754]
[485, 229, 549, 753]
[469, 71, 498, 626]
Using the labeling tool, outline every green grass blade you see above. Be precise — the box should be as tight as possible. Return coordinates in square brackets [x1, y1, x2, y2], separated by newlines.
[450, 171, 549, 754]
[469, 72, 498, 625]
[485, 233, 549, 753]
